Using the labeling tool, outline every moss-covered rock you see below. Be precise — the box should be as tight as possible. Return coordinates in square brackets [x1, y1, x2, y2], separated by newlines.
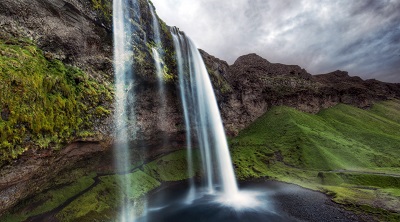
[0, 149, 200, 221]
[56, 170, 160, 221]
[0, 36, 113, 165]
[90, 0, 112, 22]
[143, 149, 200, 181]
[1, 174, 96, 222]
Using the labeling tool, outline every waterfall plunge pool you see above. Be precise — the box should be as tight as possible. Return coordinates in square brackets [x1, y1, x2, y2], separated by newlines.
[137, 180, 362, 222]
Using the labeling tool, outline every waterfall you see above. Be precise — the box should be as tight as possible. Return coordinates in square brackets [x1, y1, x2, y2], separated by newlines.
[170, 27, 239, 197]
[113, 0, 136, 221]
[113, 0, 243, 217]
[149, 1, 161, 47]
[171, 27, 196, 202]
[148, 1, 168, 135]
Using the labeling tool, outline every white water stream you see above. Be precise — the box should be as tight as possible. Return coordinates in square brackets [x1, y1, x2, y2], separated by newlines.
[171, 27, 239, 197]
[113, 0, 136, 221]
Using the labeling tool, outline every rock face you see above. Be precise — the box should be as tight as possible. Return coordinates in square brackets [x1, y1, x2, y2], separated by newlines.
[0, 0, 113, 80]
[202, 52, 400, 135]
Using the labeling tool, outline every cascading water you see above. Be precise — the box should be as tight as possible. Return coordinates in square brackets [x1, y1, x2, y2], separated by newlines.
[113, 0, 137, 220]
[113, 0, 258, 218]
[148, 1, 168, 134]
[148, 1, 161, 47]
[170, 27, 196, 202]
[170, 27, 239, 197]
[187, 37, 239, 197]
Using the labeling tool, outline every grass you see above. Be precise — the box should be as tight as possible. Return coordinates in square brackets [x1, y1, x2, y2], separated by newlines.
[143, 149, 200, 181]
[230, 100, 400, 220]
[0, 36, 113, 165]
[1, 174, 96, 222]
[56, 170, 160, 222]
[231, 101, 400, 172]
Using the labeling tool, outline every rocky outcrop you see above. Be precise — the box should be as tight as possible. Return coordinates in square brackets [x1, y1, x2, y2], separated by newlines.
[202, 53, 400, 135]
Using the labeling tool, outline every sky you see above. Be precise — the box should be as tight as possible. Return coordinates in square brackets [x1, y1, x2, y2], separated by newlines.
[151, 0, 400, 83]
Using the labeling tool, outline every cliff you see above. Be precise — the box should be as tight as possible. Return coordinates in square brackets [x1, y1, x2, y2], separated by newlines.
[0, 0, 181, 214]
[202, 51, 400, 135]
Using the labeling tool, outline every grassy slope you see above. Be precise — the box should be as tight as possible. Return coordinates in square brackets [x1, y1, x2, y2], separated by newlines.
[230, 100, 400, 221]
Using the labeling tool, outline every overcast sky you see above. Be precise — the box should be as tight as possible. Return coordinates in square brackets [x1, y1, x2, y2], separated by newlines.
[151, 0, 400, 83]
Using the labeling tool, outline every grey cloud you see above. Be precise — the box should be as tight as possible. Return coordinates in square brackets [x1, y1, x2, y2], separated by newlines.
[152, 0, 400, 82]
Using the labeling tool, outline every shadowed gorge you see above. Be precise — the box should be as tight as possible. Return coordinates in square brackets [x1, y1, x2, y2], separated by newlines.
[0, 0, 400, 221]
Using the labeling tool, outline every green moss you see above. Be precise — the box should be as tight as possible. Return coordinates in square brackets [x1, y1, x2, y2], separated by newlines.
[370, 100, 400, 124]
[147, 43, 176, 83]
[382, 188, 400, 197]
[323, 186, 400, 222]
[94, 106, 111, 117]
[143, 149, 200, 181]
[1, 174, 96, 222]
[91, 0, 112, 22]
[0, 37, 113, 165]
[1, 148, 199, 221]
[321, 172, 400, 188]
[56, 170, 160, 221]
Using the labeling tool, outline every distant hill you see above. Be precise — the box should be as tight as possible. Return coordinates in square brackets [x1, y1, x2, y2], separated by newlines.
[230, 100, 400, 220]
[201, 50, 400, 136]
[231, 100, 400, 175]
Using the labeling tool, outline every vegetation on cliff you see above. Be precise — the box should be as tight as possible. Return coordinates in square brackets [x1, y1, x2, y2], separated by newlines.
[0, 36, 113, 165]
[90, 0, 112, 22]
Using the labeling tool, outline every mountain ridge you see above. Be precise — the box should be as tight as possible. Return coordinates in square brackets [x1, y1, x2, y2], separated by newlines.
[201, 50, 400, 135]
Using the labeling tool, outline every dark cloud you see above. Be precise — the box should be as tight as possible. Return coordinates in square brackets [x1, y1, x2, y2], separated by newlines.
[152, 0, 400, 83]
[351, 0, 387, 15]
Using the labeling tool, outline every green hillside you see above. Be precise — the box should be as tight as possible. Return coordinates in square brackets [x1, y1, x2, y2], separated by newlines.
[231, 100, 400, 221]
[231, 100, 400, 173]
